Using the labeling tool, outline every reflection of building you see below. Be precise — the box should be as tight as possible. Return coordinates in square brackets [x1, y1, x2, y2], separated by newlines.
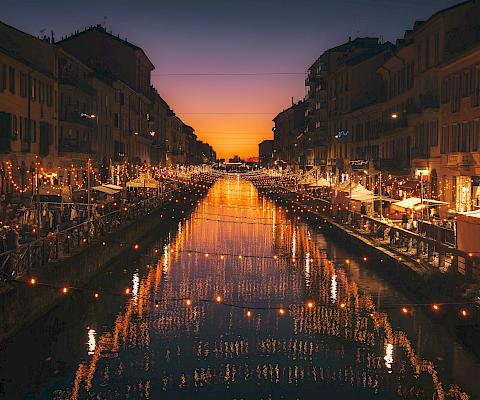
[258, 140, 274, 168]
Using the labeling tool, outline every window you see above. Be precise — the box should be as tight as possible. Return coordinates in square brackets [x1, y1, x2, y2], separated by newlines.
[474, 120, 480, 152]
[39, 81, 44, 103]
[463, 70, 470, 97]
[9, 66, 15, 93]
[20, 72, 27, 97]
[31, 79, 36, 101]
[46, 84, 52, 106]
[32, 120, 36, 143]
[441, 126, 447, 154]
[434, 32, 440, 65]
[472, 67, 480, 107]
[425, 36, 430, 69]
[1, 64, 6, 91]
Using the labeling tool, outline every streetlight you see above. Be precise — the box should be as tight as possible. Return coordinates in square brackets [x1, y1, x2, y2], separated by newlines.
[391, 112, 398, 119]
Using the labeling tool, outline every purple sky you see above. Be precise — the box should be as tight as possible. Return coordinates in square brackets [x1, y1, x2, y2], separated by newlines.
[2, 0, 460, 158]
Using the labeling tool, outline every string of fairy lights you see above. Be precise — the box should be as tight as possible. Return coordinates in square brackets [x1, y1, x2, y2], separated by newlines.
[4, 236, 476, 319]
[1, 171, 477, 323]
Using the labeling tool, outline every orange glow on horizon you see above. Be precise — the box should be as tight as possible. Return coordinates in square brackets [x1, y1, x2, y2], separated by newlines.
[154, 75, 304, 159]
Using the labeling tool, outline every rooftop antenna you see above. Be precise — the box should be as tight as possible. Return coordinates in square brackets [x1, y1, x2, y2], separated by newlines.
[103, 16, 107, 30]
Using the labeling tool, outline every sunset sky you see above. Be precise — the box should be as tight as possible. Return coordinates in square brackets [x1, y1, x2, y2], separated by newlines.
[3, 0, 458, 159]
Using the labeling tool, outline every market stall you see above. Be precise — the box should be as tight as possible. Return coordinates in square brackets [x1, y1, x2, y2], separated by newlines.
[456, 210, 480, 254]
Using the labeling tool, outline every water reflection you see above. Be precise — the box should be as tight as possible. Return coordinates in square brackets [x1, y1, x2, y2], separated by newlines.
[51, 178, 477, 399]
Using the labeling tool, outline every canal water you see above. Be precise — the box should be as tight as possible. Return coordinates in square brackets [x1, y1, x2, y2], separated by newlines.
[1, 177, 479, 399]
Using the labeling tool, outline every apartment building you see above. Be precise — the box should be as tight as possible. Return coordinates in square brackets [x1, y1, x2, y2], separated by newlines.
[272, 100, 306, 170]
[58, 25, 156, 166]
[0, 22, 58, 172]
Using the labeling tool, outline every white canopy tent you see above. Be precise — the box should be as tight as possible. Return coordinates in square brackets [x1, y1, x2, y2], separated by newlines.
[126, 173, 160, 189]
[104, 183, 124, 191]
[309, 177, 330, 187]
[92, 185, 119, 195]
[456, 209, 480, 253]
[392, 197, 448, 210]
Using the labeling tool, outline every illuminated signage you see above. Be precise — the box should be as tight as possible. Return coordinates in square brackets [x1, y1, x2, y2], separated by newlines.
[335, 130, 349, 139]
[350, 160, 369, 170]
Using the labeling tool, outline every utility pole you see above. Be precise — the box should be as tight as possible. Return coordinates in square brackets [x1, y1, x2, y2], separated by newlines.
[419, 172, 424, 220]
[35, 157, 40, 236]
[87, 158, 91, 220]
[379, 171, 383, 219]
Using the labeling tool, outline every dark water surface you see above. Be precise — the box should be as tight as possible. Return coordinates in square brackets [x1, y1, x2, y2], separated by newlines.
[1, 178, 479, 399]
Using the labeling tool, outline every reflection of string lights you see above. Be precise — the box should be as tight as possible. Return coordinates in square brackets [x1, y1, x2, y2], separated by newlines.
[64, 174, 473, 400]
[18, 276, 478, 316]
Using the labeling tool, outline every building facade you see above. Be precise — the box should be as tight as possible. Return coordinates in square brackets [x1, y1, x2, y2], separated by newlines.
[0, 21, 216, 196]
[272, 101, 306, 170]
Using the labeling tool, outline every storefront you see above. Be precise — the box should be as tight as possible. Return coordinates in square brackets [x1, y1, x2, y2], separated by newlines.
[456, 176, 472, 212]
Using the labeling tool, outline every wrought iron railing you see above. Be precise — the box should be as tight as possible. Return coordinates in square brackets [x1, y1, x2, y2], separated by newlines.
[0, 190, 176, 283]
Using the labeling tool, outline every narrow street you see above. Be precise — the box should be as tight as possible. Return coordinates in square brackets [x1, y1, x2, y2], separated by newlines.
[1, 177, 479, 399]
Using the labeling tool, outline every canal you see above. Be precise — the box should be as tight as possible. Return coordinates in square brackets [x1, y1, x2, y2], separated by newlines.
[1, 177, 479, 399]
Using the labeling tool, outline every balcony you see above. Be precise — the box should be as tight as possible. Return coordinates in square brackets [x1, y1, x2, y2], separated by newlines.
[59, 141, 93, 155]
[375, 158, 410, 172]
[60, 111, 97, 128]
[446, 153, 475, 168]
[59, 75, 96, 97]
[406, 93, 440, 114]
[411, 147, 430, 160]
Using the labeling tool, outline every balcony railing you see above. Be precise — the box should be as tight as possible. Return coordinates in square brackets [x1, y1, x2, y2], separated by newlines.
[406, 94, 440, 114]
[59, 141, 94, 155]
[60, 111, 97, 128]
[411, 147, 430, 159]
[59, 75, 96, 97]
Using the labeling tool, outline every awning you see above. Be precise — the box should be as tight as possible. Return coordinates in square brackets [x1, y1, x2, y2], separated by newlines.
[350, 193, 378, 201]
[392, 197, 448, 210]
[104, 184, 124, 190]
[309, 177, 330, 187]
[457, 209, 480, 218]
[92, 186, 118, 195]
